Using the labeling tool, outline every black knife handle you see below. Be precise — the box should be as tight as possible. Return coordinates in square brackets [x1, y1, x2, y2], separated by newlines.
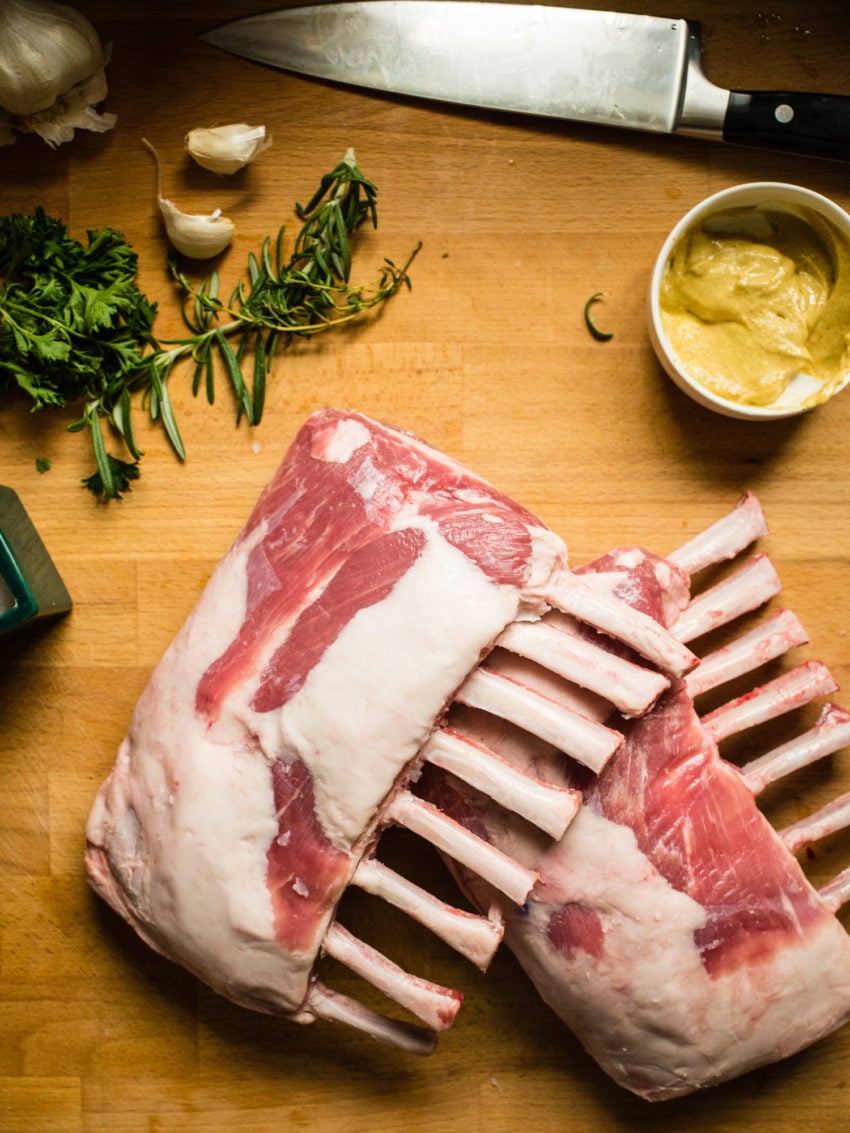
[724, 90, 850, 162]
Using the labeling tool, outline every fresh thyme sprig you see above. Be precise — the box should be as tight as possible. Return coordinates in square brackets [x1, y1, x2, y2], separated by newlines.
[0, 150, 418, 501]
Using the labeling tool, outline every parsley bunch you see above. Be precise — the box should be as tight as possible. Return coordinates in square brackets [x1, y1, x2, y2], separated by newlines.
[0, 151, 417, 502]
[0, 206, 158, 498]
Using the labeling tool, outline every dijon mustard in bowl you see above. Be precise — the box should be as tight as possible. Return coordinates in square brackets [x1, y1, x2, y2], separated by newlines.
[647, 182, 850, 420]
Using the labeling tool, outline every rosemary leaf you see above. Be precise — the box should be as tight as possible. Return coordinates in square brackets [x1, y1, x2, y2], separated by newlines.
[205, 352, 215, 406]
[215, 328, 253, 424]
[252, 330, 266, 424]
[89, 409, 114, 497]
[157, 375, 186, 460]
[117, 385, 142, 461]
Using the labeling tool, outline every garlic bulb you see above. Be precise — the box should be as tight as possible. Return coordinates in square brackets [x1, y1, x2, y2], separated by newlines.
[0, 0, 116, 147]
[186, 123, 271, 175]
[143, 138, 235, 260]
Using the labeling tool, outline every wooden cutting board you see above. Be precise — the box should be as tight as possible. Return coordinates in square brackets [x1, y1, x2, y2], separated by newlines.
[3, 1, 850, 1129]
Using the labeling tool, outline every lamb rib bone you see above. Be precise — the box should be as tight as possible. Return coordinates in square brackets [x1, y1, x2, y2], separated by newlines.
[495, 618, 668, 719]
[684, 608, 809, 698]
[742, 702, 850, 794]
[671, 551, 782, 643]
[418, 490, 850, 1098]
[321, 922, 462, 1032]
[351, 856, 504, 970]
[667, 489, 769, 575]
[85, 408, 696, 1052]
[453, 666, 623, 774]
[384, 790, 537, 908]
[779, 790, 850, 856]
[422, 727, 580, 840]
[304, 981, 440, 1055]
[701, 660, 839, 743]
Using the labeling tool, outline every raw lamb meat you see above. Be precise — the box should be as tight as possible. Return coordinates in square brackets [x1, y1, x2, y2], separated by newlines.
[420, 493, 850, 1098]
[85, 407, 693, 1053]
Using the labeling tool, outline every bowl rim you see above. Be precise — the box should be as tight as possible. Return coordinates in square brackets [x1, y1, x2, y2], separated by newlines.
[647, 181, 850, 421]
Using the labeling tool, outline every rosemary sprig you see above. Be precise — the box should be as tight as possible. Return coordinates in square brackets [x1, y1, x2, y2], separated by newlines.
[136, 147, 420, 451]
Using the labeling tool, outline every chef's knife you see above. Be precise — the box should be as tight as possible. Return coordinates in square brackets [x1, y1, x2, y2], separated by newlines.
[200, 2, 850, 162]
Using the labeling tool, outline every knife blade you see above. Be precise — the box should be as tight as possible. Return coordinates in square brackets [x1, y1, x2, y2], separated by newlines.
[200, 2, 850, 162]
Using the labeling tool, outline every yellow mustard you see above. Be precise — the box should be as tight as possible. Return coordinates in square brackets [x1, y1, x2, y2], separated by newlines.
[659, 204, 850, 408]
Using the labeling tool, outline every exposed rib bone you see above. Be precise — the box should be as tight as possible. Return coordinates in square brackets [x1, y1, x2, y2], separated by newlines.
[668, 491, 769, 577]
[546, 573, 698, 678]
[454, 666, 622, 773]
[685, 609, 809, 698]
[702, 661, 840, 744]
[424, 727, 580, 839]
[306, 981, 437, 1055]
[497, 619, 669, 718]
[779, 791, 850, 856]
[819, 869, 850, 914]
[742, 703, 850, 795]
[352, 857, 503, 970]
[672, 553, 782, 644]
[386, 790, 537, 907]
[482, 645, 608, 724]
[322, 922, 462, 1032]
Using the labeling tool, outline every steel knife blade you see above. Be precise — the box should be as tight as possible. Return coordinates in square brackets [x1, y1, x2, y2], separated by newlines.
[200, 2, 850, 162]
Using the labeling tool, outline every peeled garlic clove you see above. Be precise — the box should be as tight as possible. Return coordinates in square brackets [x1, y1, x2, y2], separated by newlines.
[0, 0, 116, 147]
[143, 137, 234, 259]
[186, 123, 271, 175]
[158, 198, 235, 259]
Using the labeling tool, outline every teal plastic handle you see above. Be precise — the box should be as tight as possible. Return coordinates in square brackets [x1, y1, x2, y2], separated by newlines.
[0, 530, 39, 635]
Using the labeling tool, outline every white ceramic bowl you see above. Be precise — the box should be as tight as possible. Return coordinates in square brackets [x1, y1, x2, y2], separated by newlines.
[647, 182, 850, 420]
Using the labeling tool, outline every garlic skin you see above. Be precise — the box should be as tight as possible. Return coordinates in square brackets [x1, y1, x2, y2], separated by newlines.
[0, 0, 116, 147]
[186, 123, 271, 176]
[143, 137, 235, 260]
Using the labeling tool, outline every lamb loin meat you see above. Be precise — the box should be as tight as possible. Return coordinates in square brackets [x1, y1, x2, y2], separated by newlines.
[85, 407, 693, 1054]
[419, 493, 850, 1098]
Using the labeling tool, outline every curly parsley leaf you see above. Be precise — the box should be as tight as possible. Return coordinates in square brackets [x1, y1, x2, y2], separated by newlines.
[0, 206, 157, 496]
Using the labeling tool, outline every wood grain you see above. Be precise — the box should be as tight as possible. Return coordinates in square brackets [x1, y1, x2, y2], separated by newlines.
[2, 1, 850, 1129]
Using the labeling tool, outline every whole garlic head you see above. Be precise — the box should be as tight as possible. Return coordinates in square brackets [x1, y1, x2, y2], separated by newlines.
[143, 138, 235, 259]
[186, 123, 271, 175]
[0, 0, 116, 146]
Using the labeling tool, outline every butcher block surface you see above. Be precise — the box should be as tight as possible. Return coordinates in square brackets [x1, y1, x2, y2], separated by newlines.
[2, 1, 850, 1129]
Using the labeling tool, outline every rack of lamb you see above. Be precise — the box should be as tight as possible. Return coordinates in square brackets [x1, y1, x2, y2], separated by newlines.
[419, 492, 850, 1098]
[85, 408, 694, 1053]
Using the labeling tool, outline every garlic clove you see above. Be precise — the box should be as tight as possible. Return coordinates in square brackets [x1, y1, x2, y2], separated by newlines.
[158, 198, 236, 260]
[143, 137, 235, 260]
[186, 123, 271, 176]
[0, 0, 116, 146]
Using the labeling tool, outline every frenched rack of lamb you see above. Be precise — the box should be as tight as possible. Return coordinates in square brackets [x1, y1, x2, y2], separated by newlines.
[420, 491, 850, 1099]
[85, 408, 695, 1054]
[85, 409, 850, 1094]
